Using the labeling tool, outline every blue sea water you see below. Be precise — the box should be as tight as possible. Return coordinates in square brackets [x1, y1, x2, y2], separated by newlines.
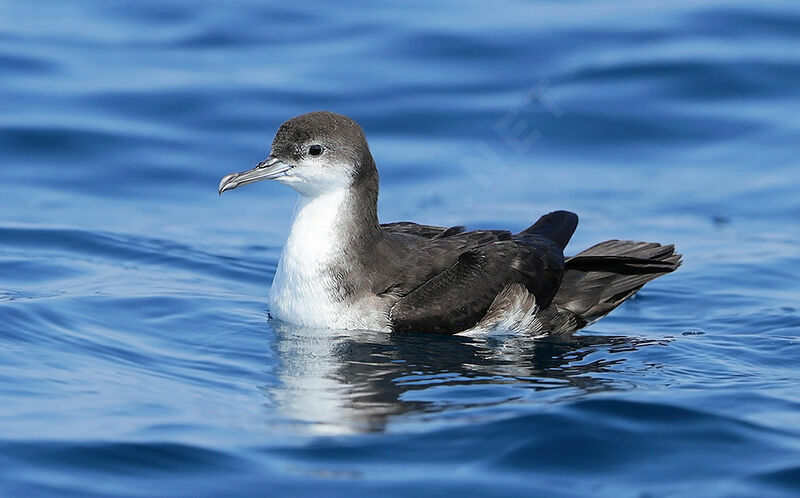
[1, 0, 800, 496]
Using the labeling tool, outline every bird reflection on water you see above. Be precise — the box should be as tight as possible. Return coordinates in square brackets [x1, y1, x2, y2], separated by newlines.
[266, 322, 670, 434]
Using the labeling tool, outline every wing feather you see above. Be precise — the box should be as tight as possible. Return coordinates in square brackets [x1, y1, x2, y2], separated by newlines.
[381, 222, 465, 239]
[389, 234, 566, 334]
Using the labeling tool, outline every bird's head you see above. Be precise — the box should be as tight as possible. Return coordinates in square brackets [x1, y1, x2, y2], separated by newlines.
[219, 111, 376, 198]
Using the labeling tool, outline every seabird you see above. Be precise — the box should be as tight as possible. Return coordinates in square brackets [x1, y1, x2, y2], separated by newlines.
[219, 111, 681, 334]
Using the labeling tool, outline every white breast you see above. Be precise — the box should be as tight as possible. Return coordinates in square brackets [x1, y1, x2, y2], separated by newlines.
[268, 191, 390, 330]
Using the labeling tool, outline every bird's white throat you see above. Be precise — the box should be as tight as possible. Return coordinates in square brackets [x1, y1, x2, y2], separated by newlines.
[283, 189, 350, 264]
[269, 189, 356, 327]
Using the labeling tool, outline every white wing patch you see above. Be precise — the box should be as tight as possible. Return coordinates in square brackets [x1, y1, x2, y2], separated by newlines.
[460, 283, 545, 337]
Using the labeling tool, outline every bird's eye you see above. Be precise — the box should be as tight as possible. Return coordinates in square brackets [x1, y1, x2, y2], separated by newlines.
[308, 145, 323, 156]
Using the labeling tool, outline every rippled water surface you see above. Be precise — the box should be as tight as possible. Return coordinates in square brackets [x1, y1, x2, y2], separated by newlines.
[2, 1, 800, 496]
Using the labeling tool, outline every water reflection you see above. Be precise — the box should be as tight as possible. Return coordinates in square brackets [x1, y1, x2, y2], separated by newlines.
[267, 321, 669, 434]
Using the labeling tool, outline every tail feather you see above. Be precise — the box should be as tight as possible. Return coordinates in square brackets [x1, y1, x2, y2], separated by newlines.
[521, 210, 579, 250]
[552, 240, 681, 326]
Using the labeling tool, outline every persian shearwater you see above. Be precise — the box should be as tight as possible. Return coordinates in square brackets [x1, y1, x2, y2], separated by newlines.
[219, 111, 681, 334]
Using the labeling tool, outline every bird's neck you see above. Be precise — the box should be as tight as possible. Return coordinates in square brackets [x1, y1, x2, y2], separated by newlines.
[284, 185, 381, 266]
[269, 185, 383, 328]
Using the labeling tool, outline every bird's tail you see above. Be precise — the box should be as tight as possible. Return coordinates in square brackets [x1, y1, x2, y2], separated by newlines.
[549, 240, 682, 329]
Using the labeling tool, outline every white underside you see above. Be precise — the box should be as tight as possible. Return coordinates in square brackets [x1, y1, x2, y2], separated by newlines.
[269, 190, 391, 331]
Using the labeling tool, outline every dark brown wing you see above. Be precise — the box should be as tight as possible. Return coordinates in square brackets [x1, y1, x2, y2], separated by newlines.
[381, 222, 465, 240]
[388, 233, 567, 334]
